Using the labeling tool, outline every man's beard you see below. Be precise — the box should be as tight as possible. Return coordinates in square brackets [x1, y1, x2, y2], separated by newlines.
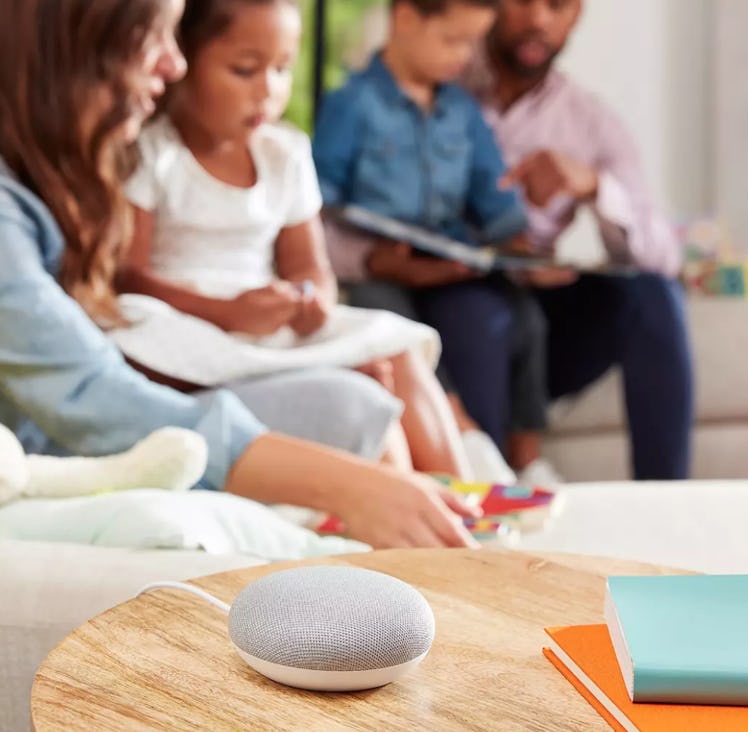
[489, 29, 560, 80]
[500, 46, 558, 80]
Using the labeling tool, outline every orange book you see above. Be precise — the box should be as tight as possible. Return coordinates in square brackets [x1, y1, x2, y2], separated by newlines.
[543, 625, 748, 732]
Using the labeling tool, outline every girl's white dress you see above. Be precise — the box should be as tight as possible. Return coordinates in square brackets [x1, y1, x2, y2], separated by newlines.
[112, 117, 438, 387]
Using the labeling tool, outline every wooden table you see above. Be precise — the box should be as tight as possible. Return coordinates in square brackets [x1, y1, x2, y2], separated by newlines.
[32, 550, 676, 731]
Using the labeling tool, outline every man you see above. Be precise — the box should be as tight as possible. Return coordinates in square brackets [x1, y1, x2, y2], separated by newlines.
[464, 0, 693, 479]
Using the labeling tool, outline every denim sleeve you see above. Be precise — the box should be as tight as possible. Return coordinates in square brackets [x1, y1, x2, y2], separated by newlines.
[0, 212, 266, 490]
[312, 86, 362, 206]
[466, 102, 528, 243]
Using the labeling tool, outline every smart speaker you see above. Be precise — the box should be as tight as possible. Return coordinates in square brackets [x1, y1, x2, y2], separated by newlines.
[227, 565, 435, 691]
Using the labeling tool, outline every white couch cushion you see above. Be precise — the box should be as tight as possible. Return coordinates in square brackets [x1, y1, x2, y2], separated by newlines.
[516, 480, 748, 573]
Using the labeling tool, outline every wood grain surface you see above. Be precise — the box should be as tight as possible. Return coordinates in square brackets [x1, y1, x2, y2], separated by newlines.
[32, 550, 680, 731]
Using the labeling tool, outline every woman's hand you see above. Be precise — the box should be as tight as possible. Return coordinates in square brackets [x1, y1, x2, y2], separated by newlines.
[219, 281, 301, 336]
[337, 470, 482, 550]
[226, 434, 482, 551]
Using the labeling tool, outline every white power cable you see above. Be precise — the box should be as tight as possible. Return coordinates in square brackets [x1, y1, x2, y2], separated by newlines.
[137, 581, 231, 614]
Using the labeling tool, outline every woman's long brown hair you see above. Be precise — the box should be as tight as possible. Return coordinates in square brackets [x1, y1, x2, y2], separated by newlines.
[0, 0, 165, 322]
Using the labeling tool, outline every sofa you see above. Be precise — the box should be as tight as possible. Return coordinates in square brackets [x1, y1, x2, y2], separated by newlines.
[544, 296, 748, 481]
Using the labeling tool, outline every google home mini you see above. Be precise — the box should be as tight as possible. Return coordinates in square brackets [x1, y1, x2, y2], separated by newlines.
[228, 565, 435, 691]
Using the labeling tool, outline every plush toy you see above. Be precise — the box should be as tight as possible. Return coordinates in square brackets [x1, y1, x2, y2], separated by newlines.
[0, 425, 208, 505]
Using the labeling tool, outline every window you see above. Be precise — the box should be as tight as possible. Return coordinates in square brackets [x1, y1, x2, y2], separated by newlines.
[286, 0, 389, 132]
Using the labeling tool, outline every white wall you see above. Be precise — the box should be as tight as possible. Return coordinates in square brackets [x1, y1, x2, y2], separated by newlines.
[558, 0, 711, 218]
[715, 0, 748, 250]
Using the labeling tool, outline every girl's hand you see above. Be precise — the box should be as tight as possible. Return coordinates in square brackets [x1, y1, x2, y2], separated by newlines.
[336, 470, 482, 550]
[220, 281, 301, 336]
[289, 282, 331, 337]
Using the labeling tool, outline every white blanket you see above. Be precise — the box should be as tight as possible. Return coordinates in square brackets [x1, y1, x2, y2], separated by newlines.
[110, 295, 440, 387]
[0, 489, 368, 561]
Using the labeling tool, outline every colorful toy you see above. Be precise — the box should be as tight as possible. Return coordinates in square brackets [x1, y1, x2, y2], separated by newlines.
[678, 216, 748, 298]
[682, 260, 748, 298]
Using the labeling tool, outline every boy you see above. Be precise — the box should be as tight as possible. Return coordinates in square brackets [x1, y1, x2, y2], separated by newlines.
[313, 0, 559, 484]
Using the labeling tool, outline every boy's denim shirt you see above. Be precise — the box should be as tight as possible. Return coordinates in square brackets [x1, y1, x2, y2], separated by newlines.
[313, 52, 527, 244]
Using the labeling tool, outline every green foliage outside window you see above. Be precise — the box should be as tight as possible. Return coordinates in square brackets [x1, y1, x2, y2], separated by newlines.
[285, 0, 389, 133]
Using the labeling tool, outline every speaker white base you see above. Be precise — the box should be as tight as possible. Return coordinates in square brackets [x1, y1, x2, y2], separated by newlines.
[234, 646, 430, 692]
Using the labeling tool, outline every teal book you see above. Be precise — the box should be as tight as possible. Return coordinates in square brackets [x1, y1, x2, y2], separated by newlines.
[605, 575, 748, 706]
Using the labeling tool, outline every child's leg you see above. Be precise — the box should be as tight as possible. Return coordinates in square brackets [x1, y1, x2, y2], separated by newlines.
[378, 420, 414, 472]
[389, 350, 473, 479]
[446, 392, 481, 432]
[347, 279, 503, 480]
[504, 288, 563, 484]
[417, 278, 552, 482]
[353, 360, 413, 470]
[446, 393, 517, 485]
[506, 290, 550, 471]
[417, 279, 514, 449]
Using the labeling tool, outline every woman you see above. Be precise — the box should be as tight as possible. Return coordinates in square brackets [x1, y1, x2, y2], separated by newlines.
[0, 0, 478, 549]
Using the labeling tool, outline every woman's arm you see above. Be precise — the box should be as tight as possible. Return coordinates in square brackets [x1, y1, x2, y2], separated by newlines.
[227, 433, 480, 550]
[1, 207, 478, 548]
[0, 208, 266, 488]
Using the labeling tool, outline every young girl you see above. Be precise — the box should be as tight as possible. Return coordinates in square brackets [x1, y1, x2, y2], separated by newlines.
[119, 0, 477, 478]
[0, 0, 478, 550]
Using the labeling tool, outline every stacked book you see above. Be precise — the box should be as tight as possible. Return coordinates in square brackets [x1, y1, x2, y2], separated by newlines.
[544, 575, 748, 731]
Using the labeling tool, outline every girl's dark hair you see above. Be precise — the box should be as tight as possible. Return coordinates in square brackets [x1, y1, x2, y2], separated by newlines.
[0, 0, 166, 322]
[180, 0, 298, 62]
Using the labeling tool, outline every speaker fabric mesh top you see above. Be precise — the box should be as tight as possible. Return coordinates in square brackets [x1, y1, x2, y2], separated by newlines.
[228, 566, 435, 672]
